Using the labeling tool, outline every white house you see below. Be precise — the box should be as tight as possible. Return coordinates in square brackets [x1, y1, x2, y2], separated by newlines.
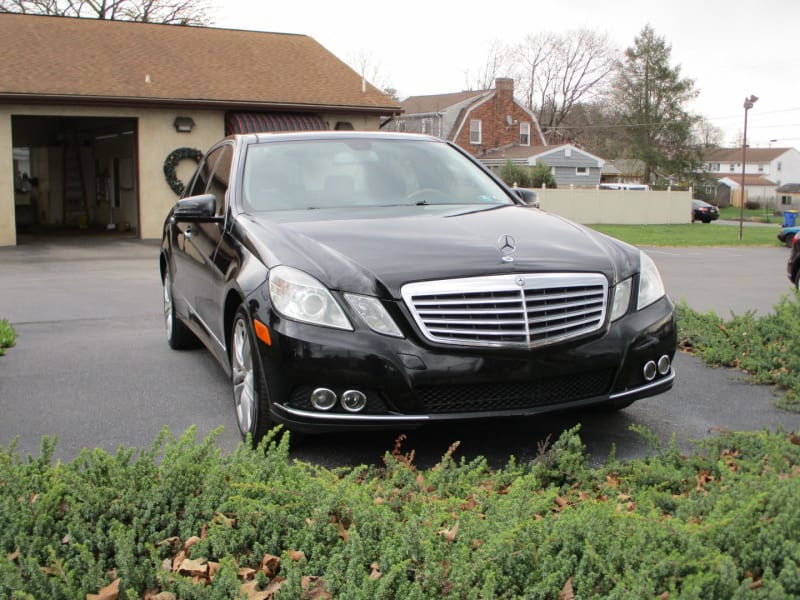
[703, 147, 800, 207]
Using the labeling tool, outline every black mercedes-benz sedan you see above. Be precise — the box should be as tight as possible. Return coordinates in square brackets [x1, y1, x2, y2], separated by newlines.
[160, 131, 676, 443]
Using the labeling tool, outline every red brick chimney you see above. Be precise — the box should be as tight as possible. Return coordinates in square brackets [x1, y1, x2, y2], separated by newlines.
[495, 77, 514, 97]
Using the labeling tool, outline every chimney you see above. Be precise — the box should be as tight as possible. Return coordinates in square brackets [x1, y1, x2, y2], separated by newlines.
[495, 77, 514, 96]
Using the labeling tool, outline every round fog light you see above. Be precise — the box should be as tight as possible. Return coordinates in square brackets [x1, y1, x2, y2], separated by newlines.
[310, 387, 337, 411]
[643, 361, 657, 381]
[340, 389, 367, 413]
[657, 355, 671, 376]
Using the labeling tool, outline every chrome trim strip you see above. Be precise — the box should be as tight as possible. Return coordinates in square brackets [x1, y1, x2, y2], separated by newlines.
[188, 306, 226, 351]
[609, 368, 676, 400]
[277, 369, 675, 423]
[275, 404, 430, 422]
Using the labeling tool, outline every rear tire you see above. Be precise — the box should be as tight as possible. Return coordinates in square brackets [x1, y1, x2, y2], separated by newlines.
[163, 270, 199, 350]
[230, 306, 274, 445]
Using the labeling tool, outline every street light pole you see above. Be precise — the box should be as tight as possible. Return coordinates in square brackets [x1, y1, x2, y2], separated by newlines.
[739, 95, 758, 241]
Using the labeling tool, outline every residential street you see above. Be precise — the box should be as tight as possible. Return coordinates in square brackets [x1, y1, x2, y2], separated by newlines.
[1, 235, 798, 467]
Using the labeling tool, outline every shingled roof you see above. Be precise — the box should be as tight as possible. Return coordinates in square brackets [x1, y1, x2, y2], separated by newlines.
[0, 13, 401, 114]
[400, 89, 490, 115]
[703, 147, 792, 163]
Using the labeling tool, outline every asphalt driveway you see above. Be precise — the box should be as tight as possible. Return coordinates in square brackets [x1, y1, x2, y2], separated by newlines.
[1, 234, 798, 467]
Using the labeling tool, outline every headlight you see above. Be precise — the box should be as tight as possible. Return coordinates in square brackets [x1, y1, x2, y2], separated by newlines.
[344, 293, 403, 337]
[637, 251, 666, 310]
[610, 278, 632, 321]
[268, 266, 352, 330]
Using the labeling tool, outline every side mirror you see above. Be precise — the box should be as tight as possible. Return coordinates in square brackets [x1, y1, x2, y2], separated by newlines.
[171, 194, 222, 223]
[514, 188, 540, 209]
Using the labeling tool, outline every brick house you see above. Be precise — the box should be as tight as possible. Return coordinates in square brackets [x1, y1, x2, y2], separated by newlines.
[382, 78, 545, 155]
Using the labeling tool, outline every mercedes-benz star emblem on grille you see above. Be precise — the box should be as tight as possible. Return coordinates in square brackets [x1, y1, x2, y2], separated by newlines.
[516, 276, 526, 287]
[497, 235, 516, 255]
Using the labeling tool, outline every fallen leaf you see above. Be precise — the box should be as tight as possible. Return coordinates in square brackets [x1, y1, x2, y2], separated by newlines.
[182, 536, 201, 553]
[696, 470, 714, 490]
[214, 512, 236, 528]
[301, 576, 332, 600]
[6, 548, 19, 561]
[143, 592, 176, 600]
[287, 550, 306, 561]
[790, 433, 800, 446]
[658, 593, 670, 599]
[559, 576, 574, 600]
[438, 522, 459, 542]
[208, 561, 220, 579]
[337, 521, 349, 543]
[172, 550, 187, 572]
[460, 496, 478, 511]
[61, 534, 71, 544]
[240, 580, 274, 600]
[369, 562, 382, 580]
[177, 558, 208, 578]
[156, 536, 180, 548]
[260, 554, 281, 578]
[85, 578, 120, 600]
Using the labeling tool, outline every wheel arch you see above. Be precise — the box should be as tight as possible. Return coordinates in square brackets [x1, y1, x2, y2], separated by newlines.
[224, 289, 246, 359]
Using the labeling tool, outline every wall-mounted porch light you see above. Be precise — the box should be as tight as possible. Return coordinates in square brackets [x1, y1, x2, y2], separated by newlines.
[173, 116, 195, 133]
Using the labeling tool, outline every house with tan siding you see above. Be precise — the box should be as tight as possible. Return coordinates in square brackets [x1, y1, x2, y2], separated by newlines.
[0, 13, 401, 247]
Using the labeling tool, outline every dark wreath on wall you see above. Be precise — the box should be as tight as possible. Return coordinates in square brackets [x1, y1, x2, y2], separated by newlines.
[163, 147, 203, 196]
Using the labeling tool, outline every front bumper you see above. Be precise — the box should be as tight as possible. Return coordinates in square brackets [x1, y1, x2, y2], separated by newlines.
[251, 295, 677, 433]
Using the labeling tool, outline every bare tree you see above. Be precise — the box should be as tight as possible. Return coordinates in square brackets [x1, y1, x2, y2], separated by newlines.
[694, 118, 724, 147]
[463, 39, 511, 91]
[346, 49, 397, 99]
[511, 29, 616, 141]
[0, 0, 214, 24]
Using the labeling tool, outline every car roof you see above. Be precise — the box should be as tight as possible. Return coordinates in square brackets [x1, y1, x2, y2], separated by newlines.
[233, 131, 442, 145]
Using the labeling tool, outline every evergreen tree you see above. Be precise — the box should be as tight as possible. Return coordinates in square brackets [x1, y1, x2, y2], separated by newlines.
[612, 25, 701, 184]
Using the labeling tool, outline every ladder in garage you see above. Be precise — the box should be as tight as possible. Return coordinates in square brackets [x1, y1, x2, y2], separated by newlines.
[61, 133, 89, 227]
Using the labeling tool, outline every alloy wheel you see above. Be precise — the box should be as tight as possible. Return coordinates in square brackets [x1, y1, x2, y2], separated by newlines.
[231, 317, 256, 436]
[163, 274, 174, 341]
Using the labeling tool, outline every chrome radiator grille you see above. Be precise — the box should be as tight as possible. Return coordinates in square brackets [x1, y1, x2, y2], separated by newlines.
[401, 273, 608, 348]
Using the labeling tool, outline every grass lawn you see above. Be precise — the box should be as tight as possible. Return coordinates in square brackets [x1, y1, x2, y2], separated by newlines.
[589, 223, 782, 247]
[718, 205, 783, 223]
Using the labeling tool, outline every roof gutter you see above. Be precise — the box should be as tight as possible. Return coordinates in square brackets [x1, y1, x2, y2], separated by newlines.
[0, 93, 403, 116]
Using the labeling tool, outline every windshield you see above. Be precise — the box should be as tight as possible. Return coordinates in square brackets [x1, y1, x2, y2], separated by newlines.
[242, 138, 513, 212]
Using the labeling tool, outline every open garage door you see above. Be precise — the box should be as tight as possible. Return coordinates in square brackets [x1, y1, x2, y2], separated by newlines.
[11, 115, 138, 238]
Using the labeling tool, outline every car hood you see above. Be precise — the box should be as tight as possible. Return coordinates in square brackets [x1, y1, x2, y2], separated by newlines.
[238, 204, 640, 298]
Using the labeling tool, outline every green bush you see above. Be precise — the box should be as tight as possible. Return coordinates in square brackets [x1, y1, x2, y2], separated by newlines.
[676, 293, 800, 411]
[2, 425, 800, 598]
[498, 161, 532, 188]
[0, 319, 15, 356]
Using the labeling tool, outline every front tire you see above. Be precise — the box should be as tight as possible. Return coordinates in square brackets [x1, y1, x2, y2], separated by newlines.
[230, 306, 273, 445]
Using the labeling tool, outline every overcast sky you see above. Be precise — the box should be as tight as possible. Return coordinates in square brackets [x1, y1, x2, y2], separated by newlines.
[213, 0, 800, 150]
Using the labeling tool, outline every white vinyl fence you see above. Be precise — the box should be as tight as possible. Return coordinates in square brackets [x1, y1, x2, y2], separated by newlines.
[532, 187, 692, 224]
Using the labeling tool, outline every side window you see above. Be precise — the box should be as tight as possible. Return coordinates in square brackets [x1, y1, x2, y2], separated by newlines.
[204, 144, 234, 216]
[185, 153, 214, 198]
[470, 120, 482, 144]
[520, 122, 530, 146]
